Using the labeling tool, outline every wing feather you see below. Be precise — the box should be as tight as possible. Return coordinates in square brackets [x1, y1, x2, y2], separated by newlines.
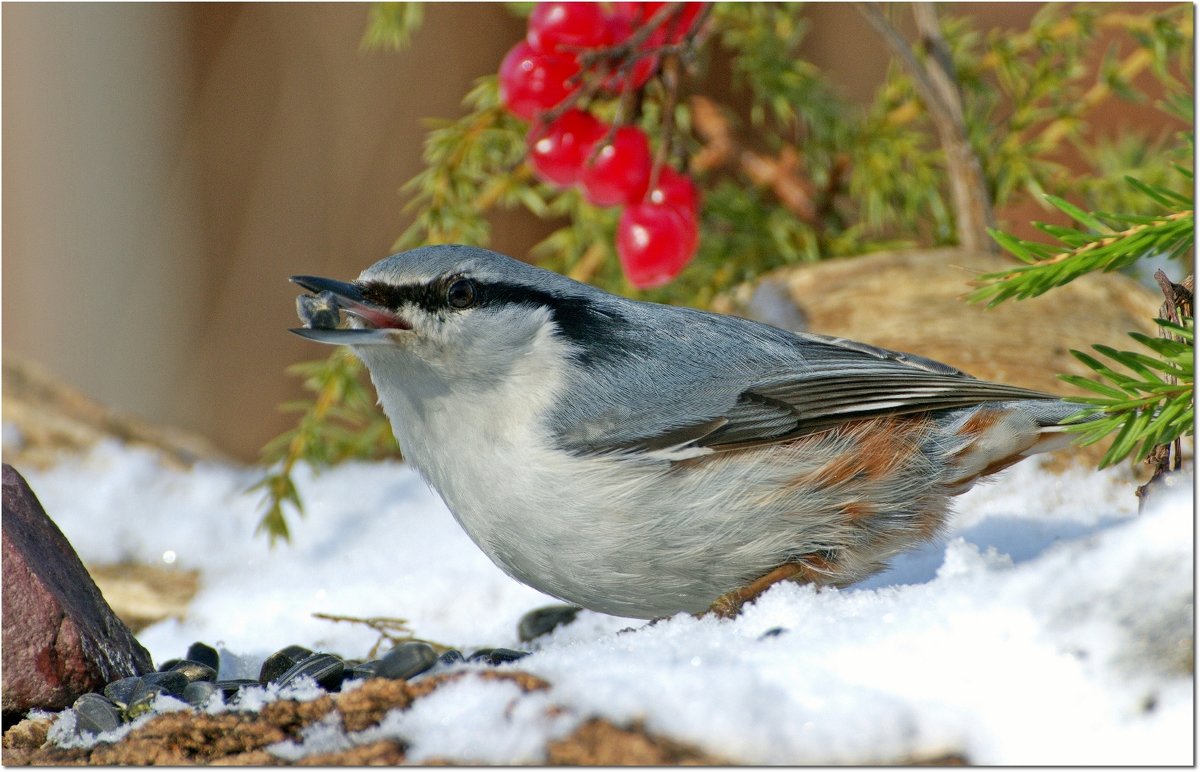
[554, 308, 1060, 458]
[590, 369, 1057, 456]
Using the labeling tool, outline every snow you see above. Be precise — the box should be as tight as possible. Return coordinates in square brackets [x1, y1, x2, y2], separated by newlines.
[14, 436, 1194, 765]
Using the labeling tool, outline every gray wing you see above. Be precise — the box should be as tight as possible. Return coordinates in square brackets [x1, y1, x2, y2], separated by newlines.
[663, 370, 1054, 453]
[563, 330, 1056, 456]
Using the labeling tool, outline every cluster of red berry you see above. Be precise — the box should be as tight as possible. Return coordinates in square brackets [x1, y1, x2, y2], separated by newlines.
[498, 2, 705, 289]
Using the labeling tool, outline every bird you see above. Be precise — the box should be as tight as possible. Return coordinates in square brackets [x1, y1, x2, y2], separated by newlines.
[291, 244, 1085, 619]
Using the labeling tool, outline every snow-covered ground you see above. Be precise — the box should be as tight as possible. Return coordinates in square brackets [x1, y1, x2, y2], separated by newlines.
[15, 437, 1195, 765]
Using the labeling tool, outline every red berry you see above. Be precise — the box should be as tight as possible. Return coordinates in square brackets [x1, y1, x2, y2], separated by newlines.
[647, 166, 700, 215]
[527, 2, 609, 54]
[600, 13, 659, 92]
[608, 2, 643, 22]
[498, 41, 580, 121]
[617, 203, 699, 288]
[637, 2, 705, 43]
[527, 109, 606, 187]
[580, 126, 652, 207]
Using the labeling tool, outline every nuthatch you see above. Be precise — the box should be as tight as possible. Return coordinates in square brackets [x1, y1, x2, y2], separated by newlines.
[292, 245, 1084, 619]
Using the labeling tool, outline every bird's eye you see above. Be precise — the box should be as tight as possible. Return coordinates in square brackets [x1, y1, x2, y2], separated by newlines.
[446, 278, 476, 309]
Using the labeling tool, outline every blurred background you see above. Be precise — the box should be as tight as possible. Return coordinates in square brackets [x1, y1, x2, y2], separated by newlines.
[2, 3, 1184, 461]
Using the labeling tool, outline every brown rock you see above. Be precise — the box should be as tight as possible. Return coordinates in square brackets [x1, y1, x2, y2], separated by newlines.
[85, 562, 200, 634]
[1, 354, 229, 471]
[1, 465, 154, 723]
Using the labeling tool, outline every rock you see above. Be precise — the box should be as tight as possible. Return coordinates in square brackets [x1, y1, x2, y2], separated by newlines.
[85, 562, 200, 634]
[1, 354, 228, 471]
[1, 465, 153, 724]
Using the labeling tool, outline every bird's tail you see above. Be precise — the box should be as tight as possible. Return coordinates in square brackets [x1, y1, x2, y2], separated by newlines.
[939, 399, 1093, 494]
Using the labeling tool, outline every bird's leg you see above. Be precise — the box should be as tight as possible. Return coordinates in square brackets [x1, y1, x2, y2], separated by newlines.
[705, 563, 809, 619]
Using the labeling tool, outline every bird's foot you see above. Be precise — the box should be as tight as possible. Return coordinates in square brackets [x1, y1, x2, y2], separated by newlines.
[703, 563, 808, 619]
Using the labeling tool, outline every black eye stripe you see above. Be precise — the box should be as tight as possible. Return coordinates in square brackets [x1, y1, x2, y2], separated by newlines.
[355, 277, 641, 365]
[359, 278, 463, 315]
[358, 277, 495, 315]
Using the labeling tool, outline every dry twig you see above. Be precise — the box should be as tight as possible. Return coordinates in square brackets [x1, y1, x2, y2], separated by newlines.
[856, 2, 997, 257]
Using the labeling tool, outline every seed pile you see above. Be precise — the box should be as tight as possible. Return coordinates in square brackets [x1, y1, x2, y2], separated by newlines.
[61, 639, 534, 742]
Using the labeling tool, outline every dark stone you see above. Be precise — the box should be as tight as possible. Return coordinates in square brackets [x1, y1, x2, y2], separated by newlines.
[468, 648, 530, 666]
[185, 642, 220, 673]
[759, 627, 787, 639]
[1, 465, 153, 723]
[277, 653, 345, 691]
[518, 604, 582, 642]
[258, 645, 313, 685]
[167, 659, 217, 683]
[71, 693, 122, 736]
[375, 643, 437, 681]
[156, 658, 181, 672]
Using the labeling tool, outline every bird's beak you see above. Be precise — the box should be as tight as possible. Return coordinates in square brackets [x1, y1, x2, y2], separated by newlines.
[289, 275, 411, 345]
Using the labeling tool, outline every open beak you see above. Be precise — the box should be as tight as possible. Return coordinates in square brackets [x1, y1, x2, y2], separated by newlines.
[289, 275, 411, 345]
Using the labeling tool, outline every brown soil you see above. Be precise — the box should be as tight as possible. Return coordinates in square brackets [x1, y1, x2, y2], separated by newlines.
[1, 671, 764, 766]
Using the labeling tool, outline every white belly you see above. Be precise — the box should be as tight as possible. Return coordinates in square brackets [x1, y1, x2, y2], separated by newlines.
[358, 344, 950, 619]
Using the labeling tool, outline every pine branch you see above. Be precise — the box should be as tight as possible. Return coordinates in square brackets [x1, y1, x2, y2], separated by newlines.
[974, 171, 1194, 475]
[1057, 316, 1193, 469]
[362, 3, 424, 52]
[970, 189, 1193, 306]
[249, 349, 399, 544]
